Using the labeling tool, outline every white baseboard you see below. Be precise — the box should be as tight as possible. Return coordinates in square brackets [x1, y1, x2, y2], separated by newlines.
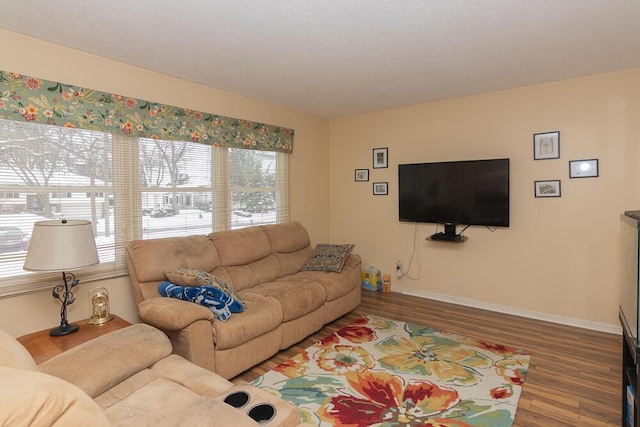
[392, 287, 621, 335]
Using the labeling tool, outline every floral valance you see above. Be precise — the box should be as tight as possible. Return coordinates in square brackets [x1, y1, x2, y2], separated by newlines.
[0, 70, 294, 153]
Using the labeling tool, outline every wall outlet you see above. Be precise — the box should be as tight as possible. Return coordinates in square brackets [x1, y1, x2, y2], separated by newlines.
[396, 260, 404, 278]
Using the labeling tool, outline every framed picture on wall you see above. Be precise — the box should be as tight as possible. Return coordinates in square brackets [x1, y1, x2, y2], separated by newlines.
[569, 159, 599, 178]
[355, 169, 369, 182]
[373, 182, 388, 195]
[534, 179, 561, 198]
[373, 147, 388, 168]
[533, 131, 560, 160]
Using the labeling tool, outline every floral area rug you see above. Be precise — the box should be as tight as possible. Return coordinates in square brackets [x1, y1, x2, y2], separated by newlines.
[252, 315, 531, 427]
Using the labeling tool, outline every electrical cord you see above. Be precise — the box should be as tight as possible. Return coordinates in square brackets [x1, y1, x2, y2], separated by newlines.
[399, 222, 421, 280]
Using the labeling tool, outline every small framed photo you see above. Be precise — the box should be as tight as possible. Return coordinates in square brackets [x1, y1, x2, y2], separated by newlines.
[533, 131, 560, 160]
[373, 182, 388, 195]
[534, 180, 561, 198]
[569, 159, 598, 178]
[373, 147, 388, 169]
[355, 169, 369, 182]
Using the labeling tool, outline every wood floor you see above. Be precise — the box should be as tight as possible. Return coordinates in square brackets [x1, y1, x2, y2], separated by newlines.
[232, 290, 622, 426]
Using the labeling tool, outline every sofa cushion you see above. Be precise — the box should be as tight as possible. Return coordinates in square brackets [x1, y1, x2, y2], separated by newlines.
[297, 264, 360, 301]
[94, 368, 158, 411]
[150, 354, 233, 396]
[158, 396, 263, 427]
[210, 226, 271, 266]
[165, 268, 245, 307]
[220, 255, 282, 291]
[102, 376, 201, 426]
[274, 246, 314, 277]
[127, 235, 221, 283]
[303, 243, 355, 272]
[262, 220, 311, 253]
[244, 278, 326, 322]
[212, 293, 283, 351]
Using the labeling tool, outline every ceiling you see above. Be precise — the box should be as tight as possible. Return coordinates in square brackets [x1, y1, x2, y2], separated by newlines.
[2, 1, 640, 119]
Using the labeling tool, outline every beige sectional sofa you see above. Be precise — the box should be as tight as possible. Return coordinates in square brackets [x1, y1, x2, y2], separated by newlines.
[0, 323, 302, 426]
[125, 220, 361, 379]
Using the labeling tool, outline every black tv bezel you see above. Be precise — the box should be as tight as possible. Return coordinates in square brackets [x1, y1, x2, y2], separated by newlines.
[398, 158, 510, 228]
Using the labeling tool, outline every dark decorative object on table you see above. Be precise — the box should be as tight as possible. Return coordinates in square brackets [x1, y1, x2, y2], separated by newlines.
[49, 271, 80, 336]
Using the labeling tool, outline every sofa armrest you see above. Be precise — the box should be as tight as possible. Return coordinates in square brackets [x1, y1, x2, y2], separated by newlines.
[344, 253, 362, 269]
[138, 296, 215, 331]
[39, 323, 173, 398]
[0, 366, 110, 426]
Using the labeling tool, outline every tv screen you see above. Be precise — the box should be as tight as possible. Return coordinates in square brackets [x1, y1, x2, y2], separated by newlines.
[398, 158, 510, 227]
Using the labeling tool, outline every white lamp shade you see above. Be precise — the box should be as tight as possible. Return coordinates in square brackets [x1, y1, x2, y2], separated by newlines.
[23, 220, 100, 271]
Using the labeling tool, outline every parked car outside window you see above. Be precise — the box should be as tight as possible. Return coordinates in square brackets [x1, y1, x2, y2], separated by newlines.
[0, 226, 29, 253]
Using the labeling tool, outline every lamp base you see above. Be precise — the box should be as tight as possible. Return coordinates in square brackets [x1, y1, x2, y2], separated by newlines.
[49, 323, 79, 337]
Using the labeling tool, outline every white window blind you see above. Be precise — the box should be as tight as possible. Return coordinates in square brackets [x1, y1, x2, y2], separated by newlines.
[227, 148, 289, 230]
[0, 119, 289, 297]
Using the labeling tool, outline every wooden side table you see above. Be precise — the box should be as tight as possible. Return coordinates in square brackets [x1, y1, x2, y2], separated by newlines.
[17, 315, 132, 365]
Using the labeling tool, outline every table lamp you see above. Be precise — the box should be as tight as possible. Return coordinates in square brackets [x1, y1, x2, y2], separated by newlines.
[23, 219, 100, 336]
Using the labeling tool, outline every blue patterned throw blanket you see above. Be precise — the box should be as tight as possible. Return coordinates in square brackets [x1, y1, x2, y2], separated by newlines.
[158, 282, 244, 322]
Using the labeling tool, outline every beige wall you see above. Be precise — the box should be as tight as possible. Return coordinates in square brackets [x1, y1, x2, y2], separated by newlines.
[329, 67, 640, 332]
[0, 30, 330, 336]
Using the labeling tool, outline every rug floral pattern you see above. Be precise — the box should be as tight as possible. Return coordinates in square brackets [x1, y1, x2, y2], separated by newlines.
[252, 315, 530, 427]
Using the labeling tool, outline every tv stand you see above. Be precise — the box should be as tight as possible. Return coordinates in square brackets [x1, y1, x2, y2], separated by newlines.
[621, 308, 640, 426]
[427, 223, 468, 243]
[428, 232, 467, 243]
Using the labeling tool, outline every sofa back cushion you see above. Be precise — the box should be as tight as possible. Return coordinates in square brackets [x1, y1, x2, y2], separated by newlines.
[275, 247, 314, 276]
[126, 235, 220, 302]
[128, 236, 220, 282]
[262, 220, 311, 253]
[209, 226, 279, 291]
[266, 221, 313, 276]
[219, 256, 282, 291]
[209, 226, 272, 266]
[210, 221, 313, 290]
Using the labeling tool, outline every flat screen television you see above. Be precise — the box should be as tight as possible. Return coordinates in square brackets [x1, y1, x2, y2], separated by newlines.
[398, 158, 510, 240]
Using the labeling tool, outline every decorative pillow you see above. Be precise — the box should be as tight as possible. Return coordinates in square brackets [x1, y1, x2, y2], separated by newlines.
[158, 282, 243, 322]
[165, 268, 244, 308]
[303, 243, 354, 273]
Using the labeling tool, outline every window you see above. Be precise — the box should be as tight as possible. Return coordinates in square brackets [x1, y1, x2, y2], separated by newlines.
[0, 119, 289, 296]
[228, 148, 288, 230]
[137, 136, 214, 240]
[135, 138, 289, 239]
